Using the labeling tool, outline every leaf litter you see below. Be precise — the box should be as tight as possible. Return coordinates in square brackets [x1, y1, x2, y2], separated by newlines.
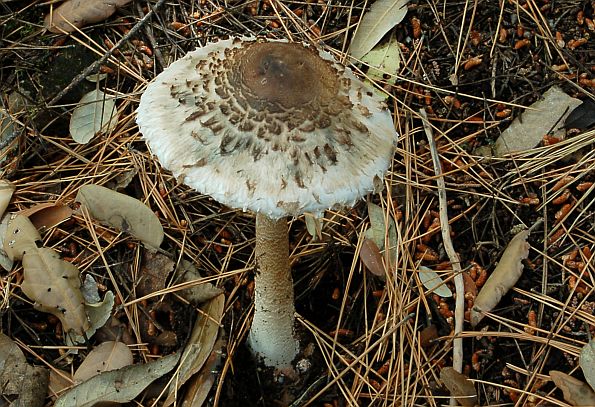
[76, 184, 164, 250]
[165, 293, 225, 405]
[470, 229, 530, 327]
[54, 352, 181, 407]
[73, 341, 134, 383]
[3, 1, 595, 406]
[0, 332, 49, 407]
[349, 0, 409, 59]
[69, 89, 119, 144]
[45, 0, 133, 33]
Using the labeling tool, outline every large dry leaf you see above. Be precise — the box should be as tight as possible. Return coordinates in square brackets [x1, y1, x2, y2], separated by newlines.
[45, 0, 133, 33]
[76, 184, 164, 250]
[74, 341, 133, 383]
[418, 266, 453, 298]
[550, 370, 595, 406]
[69, 90, 118, 144]
[470, 229, 530, 327]
[21, 247, 90, 336]
[0, 332, 49, 407]
[579, 339, 595, 392]
[0, 179, 15, 215]
[494, 86, 581, 157]
[349, 0, 409, 59]
[54, 352, 181, 407]
[64, 290, 116, 346]
[3, 213, 41, 261]
[173, 259, 223, 305]
[165, 294, 224, 406]
[440, 367, 478, 407]
[20, 203, 73, 231]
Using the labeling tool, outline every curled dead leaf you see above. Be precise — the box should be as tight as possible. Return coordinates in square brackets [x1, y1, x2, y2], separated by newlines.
[20, 203, 73, 231]
[173, 259, 223, 305]
[165, 294, 224, 406]
[470, 229, 530, 327]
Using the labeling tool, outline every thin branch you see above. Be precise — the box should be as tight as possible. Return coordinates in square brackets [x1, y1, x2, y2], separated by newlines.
[419, 108, 465, 403]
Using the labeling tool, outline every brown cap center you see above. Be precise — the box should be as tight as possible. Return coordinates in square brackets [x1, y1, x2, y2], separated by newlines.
[237, 42, 338, 109]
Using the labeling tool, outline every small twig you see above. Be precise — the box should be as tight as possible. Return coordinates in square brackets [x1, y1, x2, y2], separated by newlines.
[44, 0, 166, 108]
[419, 109, 465, 404]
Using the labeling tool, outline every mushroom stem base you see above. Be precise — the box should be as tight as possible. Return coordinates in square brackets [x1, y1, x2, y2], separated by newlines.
[248, 214, 299, 370]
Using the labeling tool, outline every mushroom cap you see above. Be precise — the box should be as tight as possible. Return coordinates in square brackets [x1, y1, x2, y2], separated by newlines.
[137, 37, 396, 219]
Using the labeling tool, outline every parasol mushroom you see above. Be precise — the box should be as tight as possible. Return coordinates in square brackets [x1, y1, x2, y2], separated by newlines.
[136, 37, 397, 371]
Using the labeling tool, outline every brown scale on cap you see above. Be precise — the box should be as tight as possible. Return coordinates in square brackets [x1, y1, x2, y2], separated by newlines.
[177, 41, 358, 175]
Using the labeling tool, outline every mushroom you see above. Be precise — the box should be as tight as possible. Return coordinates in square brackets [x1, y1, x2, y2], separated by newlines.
[136, 37, 396, 371]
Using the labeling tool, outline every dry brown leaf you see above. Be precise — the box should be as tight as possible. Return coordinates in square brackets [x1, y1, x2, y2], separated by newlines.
[550, 370, 595, 406]
[174, 259, 223, 305]
[0, 332, 49, 407]
[76, 184, 164, 250]
[440, 367, 478, 407]
[54, 352, 180, 407]
[20, 203, 73, 231]
[164, 294, 224, 406]
[74, 341, 133, 383]
[359, 238, 385, 277]
[349, 0, 409, 59]
[45, 0, 132, 33]
[470, 229, 530, 327]
[579, 339, 595, 392]
[3, 213, 42, 261]
[21, 247, 90, 336]
[138, 251, 175, 297]
[0, 179, 15, 215]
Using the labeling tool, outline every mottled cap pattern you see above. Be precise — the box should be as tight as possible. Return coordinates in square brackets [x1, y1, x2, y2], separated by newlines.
[137, 37, 397, 219]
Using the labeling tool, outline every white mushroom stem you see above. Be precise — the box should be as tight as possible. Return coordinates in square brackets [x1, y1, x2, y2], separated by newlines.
[248, 213, 299, 370]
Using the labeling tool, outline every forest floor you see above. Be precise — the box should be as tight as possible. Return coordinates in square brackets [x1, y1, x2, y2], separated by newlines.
[1, 0, 595, 406]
